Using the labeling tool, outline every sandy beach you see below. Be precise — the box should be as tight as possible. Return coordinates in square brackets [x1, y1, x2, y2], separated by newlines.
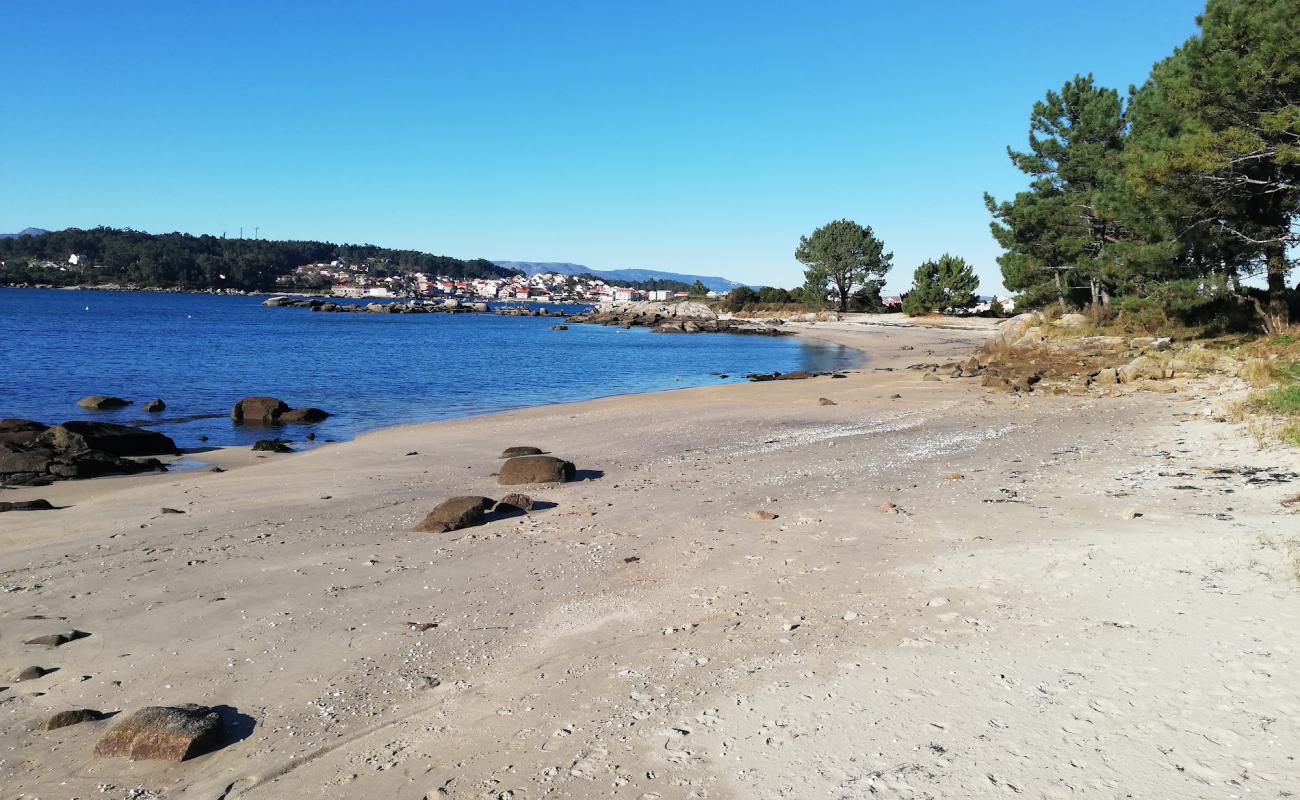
[3, 318, 1298, 800]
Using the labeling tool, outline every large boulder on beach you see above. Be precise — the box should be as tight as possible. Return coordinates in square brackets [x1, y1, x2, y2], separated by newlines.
[0, 418, 48, 446]
[414, 496, 495, 533]
[231, 396, 290, 424]
[93, 704, 224, 762]
[37, 421, 179, 457]
[498, 455, 575, 485]
[280, 407, 329, 423]
[77, 395, 131, 410]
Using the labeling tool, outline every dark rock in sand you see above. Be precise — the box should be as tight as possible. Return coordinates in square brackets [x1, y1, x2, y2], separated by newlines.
[280, 407, 330, 423]
[43, 708, 107, 730]
[252, 439, 294, 453]
[498, 455, 575, 485]
[818, 397, 837, 406]
[77, 395, 131, 411]
[414, 496, 495, 533]
[15, 666, 53, 681]
[143, 399, 166, 412]
[0, 419, 48, 447]
[94, 704, 224, 761]
[1, 442, 165, 485]
[746, 370, 818, 382]
[231, 396, 290, 424]
[0, 499, 55, 512]
[38, 421, 180, 457]
[495, 493, 534, 512]
[500, 446, 544, 459]
[24, 630, 90, 647]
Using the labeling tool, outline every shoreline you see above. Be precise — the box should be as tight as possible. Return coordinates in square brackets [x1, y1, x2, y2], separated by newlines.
[4, 317, 1295, 799]
[0, 318, 898, 510]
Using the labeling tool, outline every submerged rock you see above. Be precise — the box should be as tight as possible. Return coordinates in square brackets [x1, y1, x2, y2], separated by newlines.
[252, 439, 294, 453]
[93, 704, 224, 762]
[143, 398, 166, 412]
[231, 396, 290, 424]
[77, 395, 131, 410]
[280, 407, 329, 423]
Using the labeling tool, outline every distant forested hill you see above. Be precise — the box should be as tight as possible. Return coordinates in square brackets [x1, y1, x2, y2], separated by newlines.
[0, 227, 516, 290]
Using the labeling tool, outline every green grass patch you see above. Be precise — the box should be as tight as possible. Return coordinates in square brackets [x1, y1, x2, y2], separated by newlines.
[1258, 385, 1300, 415]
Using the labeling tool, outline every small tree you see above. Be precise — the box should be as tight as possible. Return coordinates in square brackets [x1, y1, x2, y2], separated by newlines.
[688, 279, 708, 298]
[795, 219, 892, 312]
[903, 254, 980, 316]
[723, 286, 758, 311]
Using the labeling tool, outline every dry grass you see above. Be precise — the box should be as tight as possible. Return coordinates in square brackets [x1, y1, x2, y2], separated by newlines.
[1241, 358, 1280, 387]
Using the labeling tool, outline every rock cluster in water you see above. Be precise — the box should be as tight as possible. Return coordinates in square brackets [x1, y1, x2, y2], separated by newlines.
[263, 296, 491, 314]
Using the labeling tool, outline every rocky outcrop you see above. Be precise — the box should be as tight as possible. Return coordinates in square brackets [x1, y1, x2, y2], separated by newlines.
[94, 704, 224, 762]
[252, 439, 294, 453]
[568, 301, 787, 336]
[496, 306, 565, 317]
[413, 496, 495, 533]
[0, 419, 48, 446]
[498, 455, 575, 485]
[38, 421, 179, 457]
[1, 420, 173, 486]
[143, 398, 166, 412]
[744, 370, 845, 382]
[77, 395, 131, 410]
[263, 296, 492, 314]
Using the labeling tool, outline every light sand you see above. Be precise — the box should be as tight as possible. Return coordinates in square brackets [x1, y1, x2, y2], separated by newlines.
[1, 317, 1297, 799]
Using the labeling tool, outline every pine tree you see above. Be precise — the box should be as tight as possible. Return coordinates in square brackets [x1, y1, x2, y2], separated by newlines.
[902, 255, 980, 315]
[795, 220, 892, 312]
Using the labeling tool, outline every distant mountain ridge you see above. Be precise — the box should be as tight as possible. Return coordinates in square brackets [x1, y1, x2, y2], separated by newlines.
[0, 227, 49, 239]
[493, 261, 742, 293]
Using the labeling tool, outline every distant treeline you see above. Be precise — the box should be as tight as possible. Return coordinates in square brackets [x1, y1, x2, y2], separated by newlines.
[0, 227, 518, 291]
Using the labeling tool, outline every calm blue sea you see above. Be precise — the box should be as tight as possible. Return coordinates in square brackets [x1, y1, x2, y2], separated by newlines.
[0, 288, 860, 449]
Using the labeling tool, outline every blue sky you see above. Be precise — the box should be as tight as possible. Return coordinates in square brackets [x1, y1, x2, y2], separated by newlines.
[1, 1, 1203, 292]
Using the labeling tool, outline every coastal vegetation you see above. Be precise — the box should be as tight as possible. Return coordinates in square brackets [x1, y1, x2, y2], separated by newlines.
[0, 227, 517, 291]
[902, 255, 980, 316]
[986, 0, 1299, 334]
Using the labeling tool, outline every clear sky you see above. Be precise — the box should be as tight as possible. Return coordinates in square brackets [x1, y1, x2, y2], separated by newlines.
[1, 0, 1204, 293]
